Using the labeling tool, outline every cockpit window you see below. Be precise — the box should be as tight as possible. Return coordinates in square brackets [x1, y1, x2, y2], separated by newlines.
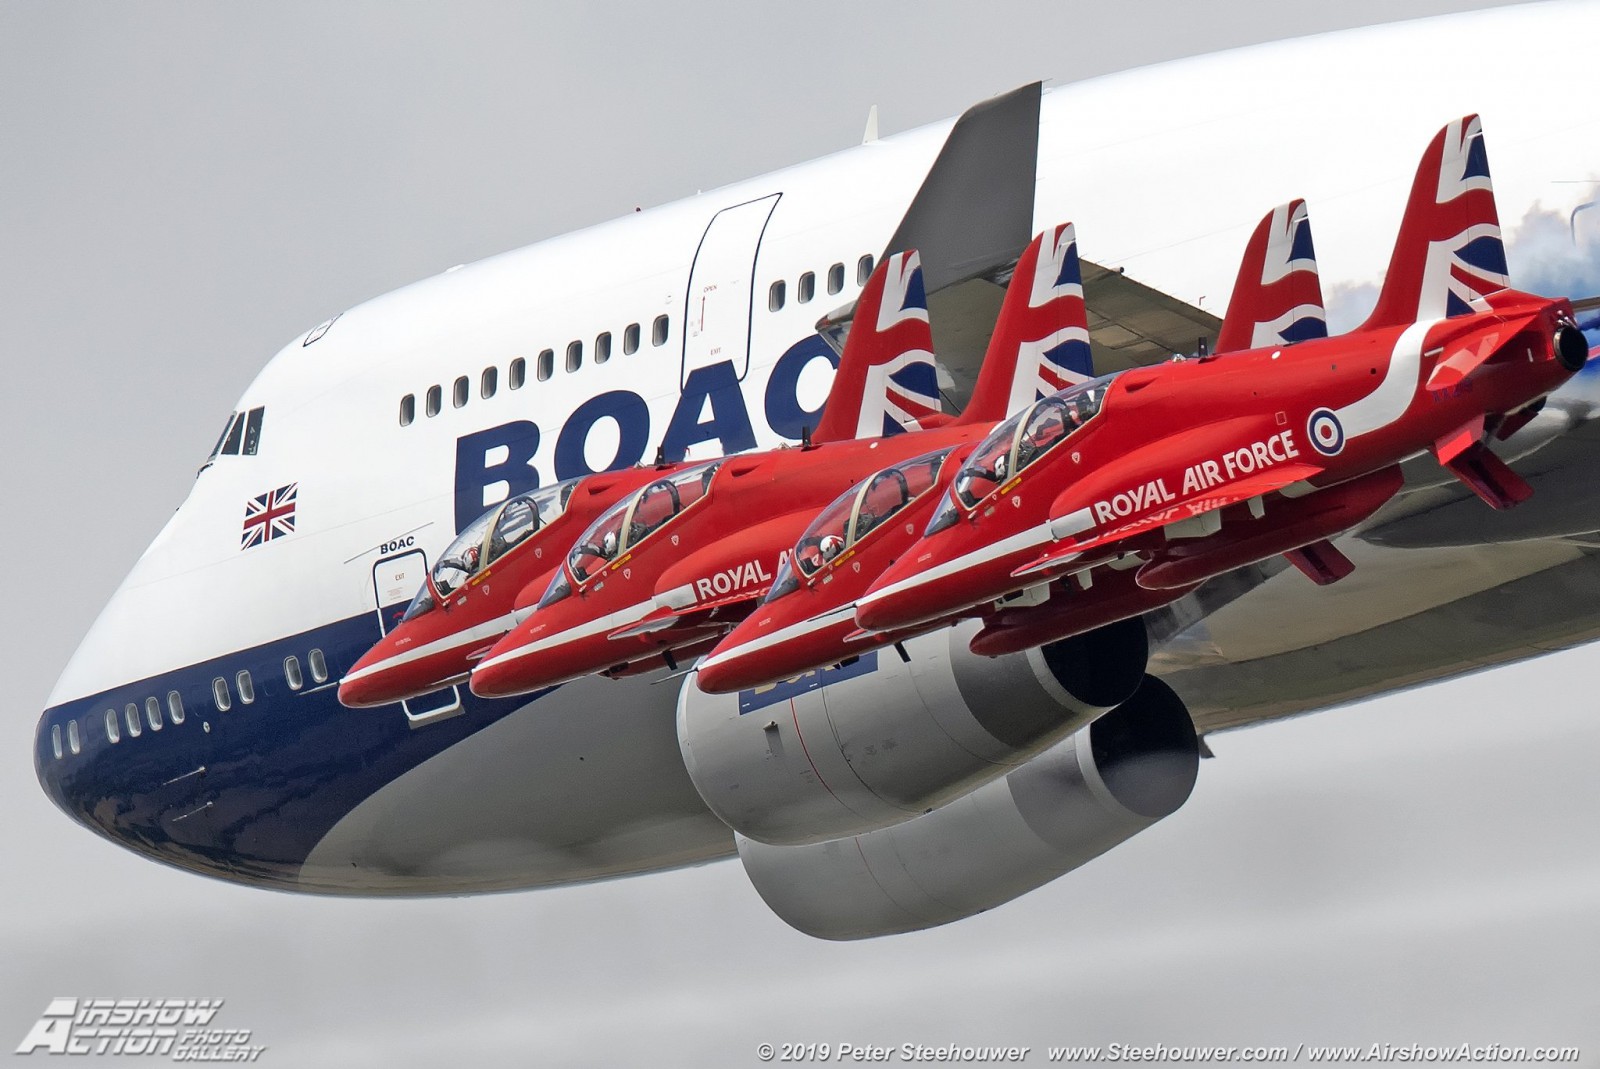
[764, 554, 801, 603]
[953, 375, 1115, 508]
[240, 407, 265, 455]
[484, 479, 575, 568]
[221, 414, 246, 456]
[201, 405, 267, 472]
[538, 567, 572, 608]
[400, 586, 436, 623]
[791, 449, 953, 580]
[434, 509, 494, 597]
[210, 413, 239, 458]
[567, 461, 721, 583]
[428, 478, 580, 602]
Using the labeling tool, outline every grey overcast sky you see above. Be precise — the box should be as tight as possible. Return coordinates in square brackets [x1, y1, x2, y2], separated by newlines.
[3, 2, 1596, 1067]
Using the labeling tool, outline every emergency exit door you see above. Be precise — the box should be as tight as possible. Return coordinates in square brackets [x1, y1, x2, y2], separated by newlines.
[371, 550, 463, 727]
[681, 193, 781, 389]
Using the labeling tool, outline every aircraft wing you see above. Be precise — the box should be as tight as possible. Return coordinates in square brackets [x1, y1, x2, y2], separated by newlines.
[926, 260, 1222, 410]
[1012, 463, 1325, 579]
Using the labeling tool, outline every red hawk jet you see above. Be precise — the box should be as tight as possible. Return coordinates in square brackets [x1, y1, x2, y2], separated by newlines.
[854, 117, 1587, 639]
[466, 232, 1085, 697]
[697, 198, 1328, 693]
[337, 251, 947, 709]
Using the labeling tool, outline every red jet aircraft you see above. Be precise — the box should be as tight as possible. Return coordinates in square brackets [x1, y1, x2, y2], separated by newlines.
[337, 250, 947, 709]
[467, 238, 1078, 698]
[854, 117, 1588, 638]
[697, 200, 1328, 693]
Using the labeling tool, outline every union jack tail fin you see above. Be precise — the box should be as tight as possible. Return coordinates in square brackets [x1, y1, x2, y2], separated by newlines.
[1216, 199, 1327, 353]
[957, 222, 1093, 425]
[812, 250, 942, 442]
[1362, 114, 1509, 331]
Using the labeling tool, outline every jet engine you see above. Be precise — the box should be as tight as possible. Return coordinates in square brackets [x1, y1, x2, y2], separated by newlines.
[678, 615, 1147, 846]
[736, 674, 1198, 939]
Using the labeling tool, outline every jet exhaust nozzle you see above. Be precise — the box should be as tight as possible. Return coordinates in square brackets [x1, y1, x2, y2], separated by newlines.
[1555, 325, 1588, 373]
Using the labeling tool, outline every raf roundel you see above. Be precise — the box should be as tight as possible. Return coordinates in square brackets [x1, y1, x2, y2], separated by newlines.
[1307, 408, 1345, 456]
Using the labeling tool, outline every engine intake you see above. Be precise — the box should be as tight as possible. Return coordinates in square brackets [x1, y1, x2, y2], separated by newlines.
[679, 617, 1147, 846]
[737, 674, 1198, 940]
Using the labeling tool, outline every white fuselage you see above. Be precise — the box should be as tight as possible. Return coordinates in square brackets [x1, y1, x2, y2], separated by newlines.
[37, 1, 1600, 894]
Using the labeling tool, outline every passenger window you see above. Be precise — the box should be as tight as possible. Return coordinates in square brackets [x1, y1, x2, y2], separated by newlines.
[768, 281, 786, 312]
[51, 725, 62, 760]
[653, 315, 669, 346]
[105, 709, 121, 744]
[595, 332, 612, 365]
[425, 385, 442, 418]
[236, 670, 255, 705]
[566, 340, 583, 373]
[125, 703, 142, 738]
[623, 323, 640, 355]
[857, 254, 874, 285]
[537, 349, 554, 382]
[481, 367, 498, 399]
[241, 407, 265, 455]
[146, 696, 163, 731]
[509, 357, 527, 390]
[68, 720, 80, 755]
[284, 656, 304, 692]
[798, 272, 815, 304]
[827, 262, 844, 295]
[213, 677, 232, 712]
[309, 649, 329, 684]
[399, 394, 416, 427]
[167, 690, 185, 724]
[452, 376, 469, 409]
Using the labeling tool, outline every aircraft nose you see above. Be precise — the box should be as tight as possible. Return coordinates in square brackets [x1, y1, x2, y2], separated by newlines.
[854, 567, 928, 632]
[33, 709, 76, 822]
[32, 698, 221, 878]
[336, 666, 390, 709]
[693, 655, 742, 695]
[337, 637, 413, 709]
[469, 644, 542, 699]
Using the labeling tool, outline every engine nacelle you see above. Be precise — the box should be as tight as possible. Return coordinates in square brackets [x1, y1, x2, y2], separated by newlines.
[737, 674, 1198, 940]
[678, 616, 1147, 846]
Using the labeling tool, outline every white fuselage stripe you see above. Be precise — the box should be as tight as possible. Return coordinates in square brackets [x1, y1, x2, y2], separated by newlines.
[697, 605, 859, 671]
[473, 599, 657, 672]
[341, 612, 520, 684]
[856, 523, 1055, 611]
[1334, 318, 1440, 439]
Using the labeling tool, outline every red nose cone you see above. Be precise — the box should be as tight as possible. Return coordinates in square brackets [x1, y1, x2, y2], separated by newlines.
[336, 671, 389, 710]
[853, 565, 934, 632]
[693, 656, 748, 695]
[337, 641, 412, 709]
[468, 646, 540, 699]
[469, 625, 600, 697]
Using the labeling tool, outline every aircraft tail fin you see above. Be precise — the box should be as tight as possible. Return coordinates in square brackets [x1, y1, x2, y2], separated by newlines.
[813, 250, 942, 442]
[957, 222, 1093, 425]
[1216, 199, 1327, 353]
[1361, 114, 1509, 331]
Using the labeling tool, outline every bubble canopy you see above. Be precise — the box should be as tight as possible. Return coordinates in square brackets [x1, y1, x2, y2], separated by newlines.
[765, 448, 955, 603]
[400, 479, 578, 622]
[562, 461, 723, 586]
[955, 376, 1116, 508]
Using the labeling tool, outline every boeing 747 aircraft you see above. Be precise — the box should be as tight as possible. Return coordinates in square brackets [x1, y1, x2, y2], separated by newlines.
[32, 2, 1600, 941]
